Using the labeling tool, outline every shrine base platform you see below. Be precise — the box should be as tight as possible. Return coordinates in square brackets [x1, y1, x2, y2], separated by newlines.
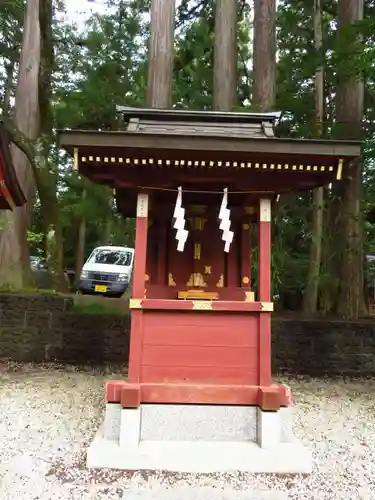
[86, 403, 312, 473]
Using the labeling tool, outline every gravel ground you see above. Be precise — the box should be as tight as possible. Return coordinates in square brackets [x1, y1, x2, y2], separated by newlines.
[0, 362, 374, 500]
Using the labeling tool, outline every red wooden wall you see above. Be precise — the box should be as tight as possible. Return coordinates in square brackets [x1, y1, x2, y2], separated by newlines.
[140, 310, 260, 385]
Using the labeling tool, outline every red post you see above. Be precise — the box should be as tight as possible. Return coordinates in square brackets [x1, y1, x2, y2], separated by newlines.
[157, 220, 167, 285]
[258, 199, 271, 301]
[128, 192, 149, 383]
[241, 219, 251, 289]
[132, 192, 149, 297]
[226, 222, 238, 287]
[258, 198, 272, 386]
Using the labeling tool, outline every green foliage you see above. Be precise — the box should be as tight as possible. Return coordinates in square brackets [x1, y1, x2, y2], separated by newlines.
[27, 231, 44, 256]
[71, 301, 126, 314]
[3, 0, 375, 310]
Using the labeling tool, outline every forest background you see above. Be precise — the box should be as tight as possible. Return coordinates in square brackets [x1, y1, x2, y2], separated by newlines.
[0, 0, 374, 319]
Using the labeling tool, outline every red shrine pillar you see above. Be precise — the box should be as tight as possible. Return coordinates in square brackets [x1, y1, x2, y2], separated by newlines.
[258, 198, 272, 386]
[241, 218, 252, 289]
[128, 191, 149, 383]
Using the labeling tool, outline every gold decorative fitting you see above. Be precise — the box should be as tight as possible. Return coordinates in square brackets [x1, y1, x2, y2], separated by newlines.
[243, 223, 250, 230]
[129, 299, 142, 309]
[260, 302, 274, 312]
[187, 273, 207, 287]
[179, 290, 218, 300]
[337, 158, 343, 180]
[168, 273, 176, 287]
[189, 205, 206, 215]
[245, 291, 255, 302]
[242, 276, 250, 285]
[74, 156, 338, 174]
[190, 217, 206, 230]
[73, 155, 339, 181]
[192, 300, 213, 311]
[204, 265, 211, 275]
[73, 148, 78, 170]
[216, 274, 224, 288]
[194, 243, 201, 260]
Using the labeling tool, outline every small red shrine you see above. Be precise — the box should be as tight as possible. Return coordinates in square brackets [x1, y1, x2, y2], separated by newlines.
[0, 123, 27, 210]
[59, 108, 361, 473]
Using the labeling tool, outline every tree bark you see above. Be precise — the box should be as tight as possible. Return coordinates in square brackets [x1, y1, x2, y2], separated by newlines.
[101, 193, 113, 245]
[213, 0, 237, 111]
[147, 0, 176, 108]
[38, 0, 68, 292]
[302, 0, 324, 314]
[252, 0, 276, 111]
[74, 189, 87, 290]
[335, 0, 366, 319]
[0, 0, 41, 289]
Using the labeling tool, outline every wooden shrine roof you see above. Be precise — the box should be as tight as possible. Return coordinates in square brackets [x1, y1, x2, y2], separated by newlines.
[57, 107, 362, 197]
[0, 123, 27, 210]
[116, 106, 282, 139]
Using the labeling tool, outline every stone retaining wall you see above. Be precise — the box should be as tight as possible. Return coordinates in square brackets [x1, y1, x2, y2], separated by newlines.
[1, 293, 375, 375]
[0, 293, 129, 363]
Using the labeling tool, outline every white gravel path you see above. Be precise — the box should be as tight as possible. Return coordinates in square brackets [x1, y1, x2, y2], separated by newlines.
[0, 363, 374, 500]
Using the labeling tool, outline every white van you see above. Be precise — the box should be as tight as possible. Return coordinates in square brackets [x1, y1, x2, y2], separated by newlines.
[79, 245, 134, 297]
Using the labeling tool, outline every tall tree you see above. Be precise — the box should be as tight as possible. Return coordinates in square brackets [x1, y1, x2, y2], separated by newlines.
[37, 0, 68, 291]
[0, 0, 40, 288]
[302, 0, 324, 313]
[252, 0, 276, 111]
[147, 0, 176, 108]
[335, 0, 366, 318]
[213, 0, 237, 110]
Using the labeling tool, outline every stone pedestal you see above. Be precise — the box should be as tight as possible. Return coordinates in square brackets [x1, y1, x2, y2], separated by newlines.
[87, 402, 312, 473]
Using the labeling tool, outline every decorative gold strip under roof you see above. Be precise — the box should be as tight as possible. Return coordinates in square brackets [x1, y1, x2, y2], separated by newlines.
[76, 153, 338, 174]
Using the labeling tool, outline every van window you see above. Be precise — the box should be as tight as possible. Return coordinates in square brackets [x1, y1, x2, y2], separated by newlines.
[90, 249, 132, 266]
